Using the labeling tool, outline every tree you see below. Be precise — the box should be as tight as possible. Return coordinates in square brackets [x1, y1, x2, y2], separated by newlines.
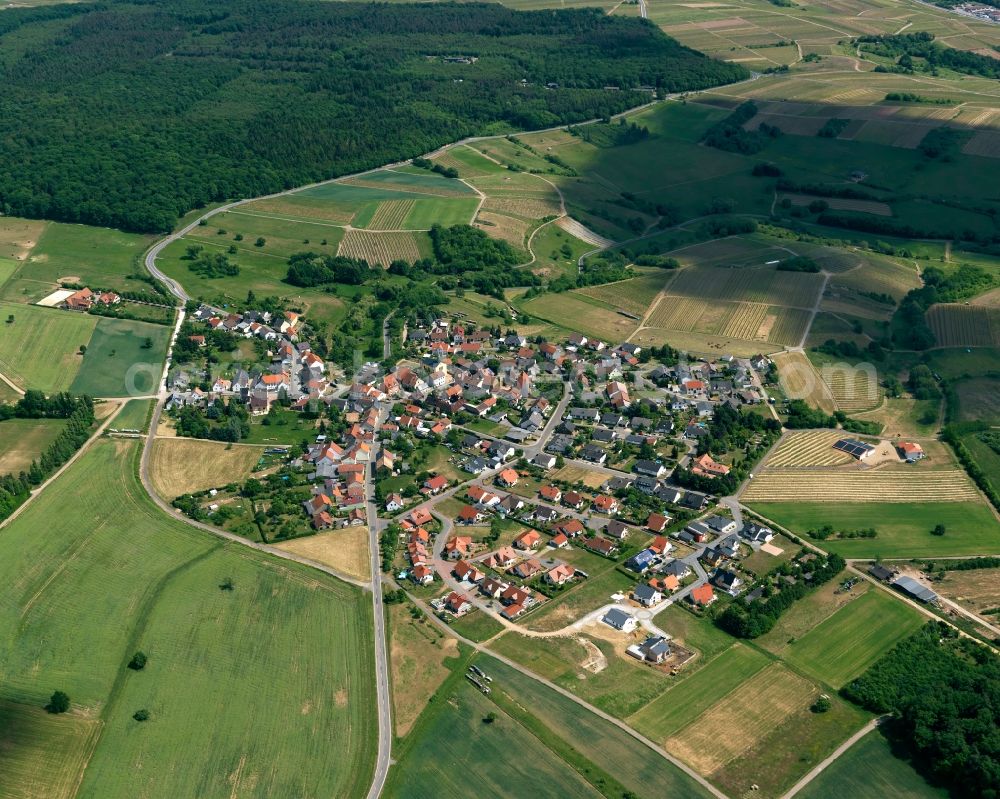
[811, 695, 831, 713]
[141, 337, 153, 349]
[133, 709, 150, 722]
[255, 237, 266, 248]
[219, 577, 235, 591]
[483, 711, 497, 724]
[79, 344, 87, 355]
[128, 651, 148, 671]
[5, 314, 13, 324]
[931, 524, 946, 536]
[45, 690, 70, 714]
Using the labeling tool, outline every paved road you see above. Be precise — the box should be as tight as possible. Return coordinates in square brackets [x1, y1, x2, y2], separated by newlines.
[363, 410, 393, 799]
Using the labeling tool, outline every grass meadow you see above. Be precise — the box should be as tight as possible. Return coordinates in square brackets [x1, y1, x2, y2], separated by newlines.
[797, 729, 946, 799]
[70, 317, 171, 397]
[0, 417, 68, 473]
[749, 502, 1000, 557]
[0, 439, 376, 799]
[0, 302, 95, 391]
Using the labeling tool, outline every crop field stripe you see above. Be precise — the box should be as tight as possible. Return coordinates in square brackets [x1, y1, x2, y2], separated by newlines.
[741, 469, 981, 503]
[338, 230, 422, 266]
[367, 199, 416, 230]
[765, 430, 855, 468]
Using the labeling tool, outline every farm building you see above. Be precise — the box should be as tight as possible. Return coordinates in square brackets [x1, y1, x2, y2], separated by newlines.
[892, 575, 938, 604]
[832, 438, 876, 461]
[897, 442, 926, 463]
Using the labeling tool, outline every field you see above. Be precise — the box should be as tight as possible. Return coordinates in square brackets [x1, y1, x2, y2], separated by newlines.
[778, 590, 925, 688]
[952, 376, 1000, 422]
[384, 678, 606, 799]
[644, 295, 811, 349]
[0, 219, 155, 304]
[763, 430, 854, 468]
[0, 700, 101, 799]
[852, 397, 940, 438]
[627, 643, 771, 742]
[772, 351, 838, 414]
[148, 438, 264, 499]
[927, 304, 1000, 348]
[576, 272, 666, 317]
[387, 602, 461, 737]
[338, 229, 425, 265]
[960, 432, 1000, 489]
[111, 398, 153, 433]
[807, 354, 884, 413]
[551, 463, 610, 489]
[666, 262, 823, 309]
[797, 729, 946, 799]
[749, 502, 1000, 557]
[664, 663, 818, 775]
[0, 303, 95, 392]
[0, 417, 68, 474]
[518, 568, 635, 633]
[741, 468, 981, 503]
[934, 567, 1000, 615]
[274, 526, 371, 583]
[521, 291, 640, 342]
[0, 438, 376, 799]
[69, 317, 172, 397]
[477, 655, 715, 799]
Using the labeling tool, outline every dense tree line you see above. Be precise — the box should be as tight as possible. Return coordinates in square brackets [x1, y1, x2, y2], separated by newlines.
[286, 253, 372, 288]
[702, 101, 781, 155]
[942, 425, 1000, 512]
[859, 32, 1000, 80]
[0, 1, 747, 232]
[716, 552, 845, 637]
[843, 623, 1000, 798]
[783, 399, 882, 435]
[173, 401, 250, 442]
[0, 393, 95, 523]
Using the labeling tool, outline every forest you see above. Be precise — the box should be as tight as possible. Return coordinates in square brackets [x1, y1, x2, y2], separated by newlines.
[0, 0, 747, 233]
[843, 623, 1000, 798]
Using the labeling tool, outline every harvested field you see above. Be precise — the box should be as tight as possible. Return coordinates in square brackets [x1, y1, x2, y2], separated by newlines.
[367, 199, 416, 230]
[936, 568, 1000, 614]
[475, 211, 529, 247]
[0, 418, 68, 474]
[773, 351, 838, 413]
[338, 229, 422, 265]
[242, 196, 356, 225]
[765, 430, 855, 468]
[741, 468, 980, 503]
[274, 527, 371, 583]
[482, 196, 562, 219]
[149, 438, 264, 499]
[666, 664, 817, 775]
[828, 255, 919, 301]
[577, 272, 666, 317]
[552, 464, 610, 489]
[927, 304, 1000, 348]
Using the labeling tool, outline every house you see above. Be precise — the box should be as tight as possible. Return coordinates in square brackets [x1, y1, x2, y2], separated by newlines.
[500, 585, 533, 607]
[539, 485, 562, 503]
[489, 441, 516, 461]
[480, 576, 508, 599]
[424, 475, 448, 494]
[545, 563, 575, 586]
[445, 591, 473, 616]
[531, 505, 558, 523]
[680, 491, 709, 511]
[662, 559, 691, 579]
[649, 574, 679, 594]
[705, 515, 739, 535]
[312, 510, 334, 530]
[605, 520, 630, 540]
[648, 536, 672, 556]
[633, 584, 663, 608]
[554, 519, 585, 538]
[562, 491, 585, 510]
[482, 547, 518, 569]
[592, 495, 618, 514]
[467, 485, 501, 508]
[501, 602, 528, 620]
[688, 583, 716, 607]
[741, 522, 773, 543]
[410, 563, 434, 585]
[684, 521, 711, 543]
[532, 452, 556, 470]
[716, 535, 741, 559]
[897, 441, 925, 462]
[634, 460, 667, 478]
[453, 560, 485, 584]
[714, 570, 742, 593]
[626, 549, 657, 574]
[601, 607, 637, 632]
[646, 513, 670, 533]
[497, 468, 520, 487]
[444, 536, 472, 559]
[497, 494, 525, 515]
[585, 536, 618, 557]
[550, 532, 570, 549]
[580, 444, 607, 464]
[457, 505, 485, 525]
[409, 507, 433, 527]
[691, 453, 730, 479]
[628, 634, 671, 664]
[512, 558, 544, 580]
[513, 529, 541, 550]
[701, 546, 726, 568]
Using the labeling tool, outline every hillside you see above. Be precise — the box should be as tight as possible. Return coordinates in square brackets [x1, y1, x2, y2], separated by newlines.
[0, 0, 746, 232]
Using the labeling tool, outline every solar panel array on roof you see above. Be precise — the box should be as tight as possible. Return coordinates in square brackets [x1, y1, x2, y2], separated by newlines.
[832, 438, 875, 458]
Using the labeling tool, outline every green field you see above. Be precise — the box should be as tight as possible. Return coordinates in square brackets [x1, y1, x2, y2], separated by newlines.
[797, 729, 947, 799]
[627, 643, 771, 741]
[0, 438, 376, 799]
[780, 590, 925, 688]
[111, 398, 154, 433]
[962, 432, 1000, 489]
[70, 317, 171, 397]
[478, 655, 715, 798]
[384, 678, 605, 799]
[0, 302, 95, 392]
[0, 220, 155, 304]
[749, 502, 1000, 557]
[0, 417, 69, 474]
[448, 610, 506, 643]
